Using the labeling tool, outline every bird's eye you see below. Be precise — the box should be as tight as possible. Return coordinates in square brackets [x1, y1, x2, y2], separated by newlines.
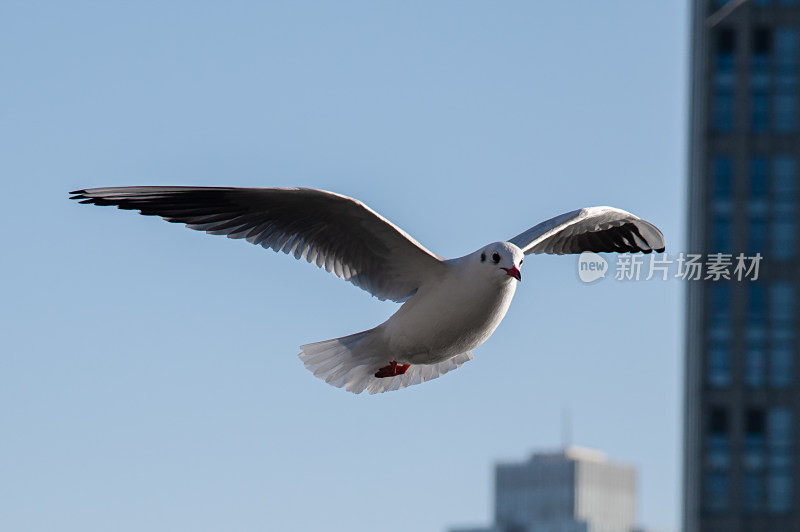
[480, 253, 486, 262]
[520, 259, 524, 265]
[492, 252, 500, 264]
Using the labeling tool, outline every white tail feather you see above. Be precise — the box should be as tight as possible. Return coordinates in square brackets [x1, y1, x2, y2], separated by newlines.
[298, 330, 473, 394]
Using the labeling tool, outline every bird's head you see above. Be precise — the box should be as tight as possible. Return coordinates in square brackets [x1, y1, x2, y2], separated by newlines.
[477, 242, 524, 282]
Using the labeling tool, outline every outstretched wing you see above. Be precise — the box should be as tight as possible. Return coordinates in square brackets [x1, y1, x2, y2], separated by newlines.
[508, 206, 665, 255]
[70, 186, 445, 302]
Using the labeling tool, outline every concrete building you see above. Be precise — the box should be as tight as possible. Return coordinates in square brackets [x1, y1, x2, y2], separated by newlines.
[685, 1, 800, 531]
[449, 447, 637, 532]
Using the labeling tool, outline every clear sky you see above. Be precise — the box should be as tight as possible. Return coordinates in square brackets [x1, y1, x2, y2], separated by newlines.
[1, 2, 687, 531]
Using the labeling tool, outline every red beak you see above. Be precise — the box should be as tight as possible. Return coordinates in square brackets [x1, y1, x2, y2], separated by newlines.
[503, 266, 522, 282]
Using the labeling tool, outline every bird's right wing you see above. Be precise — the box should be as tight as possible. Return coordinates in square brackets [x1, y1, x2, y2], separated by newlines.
[508, 206, 665, 255]
[70, 186, 446, 302]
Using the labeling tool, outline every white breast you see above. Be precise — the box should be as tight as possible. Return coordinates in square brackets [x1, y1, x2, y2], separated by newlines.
[380, 262, 518, 365]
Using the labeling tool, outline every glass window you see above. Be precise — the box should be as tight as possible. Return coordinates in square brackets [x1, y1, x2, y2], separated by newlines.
[754, 28, 772, 56]
[751, 156, 769, 199]
[752, 92, 770, 132]
[745, 408, 766, 469]
[709, 285, 732, 387]
[711, 215, 731, 252]
[710, 283, 732, 327]
[773, 156, 795, 259]
[752, 29, 772, 133]
[709, 341, 731, 387]
[744, 472, 764, 513]
[774, 155, 796, 196]
[717, 28, 736, 65]
[746, 335, 766, 388]
[715, 29, 736, 133]
[748, 217, 767, 254]
[775, 90, 797, 132]
[749, 282, 766, 322]
[706, 407, 731, 512]
[768, 407, 793, 513]
[770, 333, 793, 388]
[773, 221, 795, 259]
[769, 407, 793, 451]
[775, 28, 798, 70]
[708, 408, 730, 468]
[715, 91, 735, 133]
[770, 28, 797, 132]
[749, 157, 768, 252]
[712, 156, 733, 200]
[768, 475, 793, 513]
[747, 286, 767, 387]
[743, 408, 767, 513]
[770, 282, 794, 325]
[747, 284, 766, 388]
[705, 472, 730, 512]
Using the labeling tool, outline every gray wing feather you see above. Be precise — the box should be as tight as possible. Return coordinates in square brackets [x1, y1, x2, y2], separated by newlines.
[70, 186, 444, 302]
[508, 206, 665, 255]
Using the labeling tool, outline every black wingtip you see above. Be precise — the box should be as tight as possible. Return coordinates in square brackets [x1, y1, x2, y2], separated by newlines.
[639, 245, 666, 254]
[69, 189, 89, 201]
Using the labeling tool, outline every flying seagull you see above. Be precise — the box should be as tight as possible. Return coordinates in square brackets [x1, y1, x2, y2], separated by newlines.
[70, 186, 665, 394]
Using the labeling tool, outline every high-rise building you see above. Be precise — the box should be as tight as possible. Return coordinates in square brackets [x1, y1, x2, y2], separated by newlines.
[685, 1, 800, 531]
[449, 446, 637, 532]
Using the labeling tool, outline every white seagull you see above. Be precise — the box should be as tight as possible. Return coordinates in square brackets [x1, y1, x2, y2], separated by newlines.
[70, 187, 665, 394]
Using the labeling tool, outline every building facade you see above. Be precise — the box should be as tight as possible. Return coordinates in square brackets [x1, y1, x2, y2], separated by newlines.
[450, 447, 637, 532]
[685, 1, 800, 531]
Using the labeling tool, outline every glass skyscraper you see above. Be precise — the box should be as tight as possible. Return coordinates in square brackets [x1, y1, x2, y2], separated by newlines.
[685, 1, 800, 531]
[450, 447, 637, 532]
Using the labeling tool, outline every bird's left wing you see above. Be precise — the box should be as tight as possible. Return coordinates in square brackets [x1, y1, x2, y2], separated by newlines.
[70, 186, 446, 302]
[508, 206, 665, 255]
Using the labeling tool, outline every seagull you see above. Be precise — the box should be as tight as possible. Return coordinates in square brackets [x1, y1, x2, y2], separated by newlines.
[70, 187, 665, 394]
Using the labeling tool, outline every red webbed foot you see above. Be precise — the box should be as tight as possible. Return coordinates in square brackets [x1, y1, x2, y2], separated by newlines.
[374, 361, 410, 378]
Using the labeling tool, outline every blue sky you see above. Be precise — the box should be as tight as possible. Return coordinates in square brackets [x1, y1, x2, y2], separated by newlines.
[2, 2, 687, 531]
